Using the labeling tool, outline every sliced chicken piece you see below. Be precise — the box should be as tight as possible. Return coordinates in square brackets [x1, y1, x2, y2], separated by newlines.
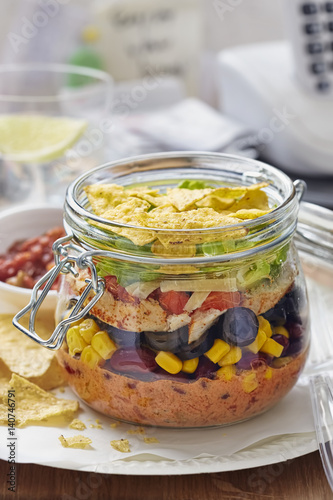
[188, 308, 224, 343]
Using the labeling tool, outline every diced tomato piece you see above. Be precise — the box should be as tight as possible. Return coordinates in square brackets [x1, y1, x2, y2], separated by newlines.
[104, 276, 139, 304]
[104, 276, 119, 296]
[157, 290, 189, 315]
[199, 291, 241, 312]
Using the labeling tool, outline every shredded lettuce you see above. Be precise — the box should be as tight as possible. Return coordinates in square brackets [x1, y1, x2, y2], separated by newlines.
[177, 179, 213, 190]
[237, 261, 271, 289]
[95, 258, 160, 287]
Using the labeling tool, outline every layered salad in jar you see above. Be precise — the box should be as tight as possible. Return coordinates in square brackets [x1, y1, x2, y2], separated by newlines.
[57, 178, 309, 427]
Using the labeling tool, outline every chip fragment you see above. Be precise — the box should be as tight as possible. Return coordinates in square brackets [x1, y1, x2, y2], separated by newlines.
[143, 437, 160, 444]
[110, 438, 131, 453]
[69, 418, 86, 430]
[59, 434, 92, 449]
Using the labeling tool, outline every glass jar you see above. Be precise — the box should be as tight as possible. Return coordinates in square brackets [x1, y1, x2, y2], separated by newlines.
[14, 152, 310, 428]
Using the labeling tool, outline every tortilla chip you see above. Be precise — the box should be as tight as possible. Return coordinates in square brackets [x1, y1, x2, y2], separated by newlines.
[0, 314, 66, 390]
[196, 196, 235, 211]
[229, 209, 271, 220]
[69, 418, 86, 430]
[144, 437, 160, 444]
[59, 434, 92, 449]
[84, 181, 270, 248]
[211, 186, 247, 198]
[0, 374, 79, 427]
[110, 438, 131, 453]
[85, 183, 128, 213]
[151, 240, 197, 258]
[228, 189, 270, 212]
[166, 187, 212, 211]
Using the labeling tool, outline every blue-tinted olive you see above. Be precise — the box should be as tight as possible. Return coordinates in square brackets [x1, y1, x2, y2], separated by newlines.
[219, 307, 259, 347]
[262, 305, 287, 326]
[144, 326, 189, 353]
[176, 331, 215, 360]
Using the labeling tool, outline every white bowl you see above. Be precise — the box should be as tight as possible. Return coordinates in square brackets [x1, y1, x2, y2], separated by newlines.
[0, 204, 63, 314]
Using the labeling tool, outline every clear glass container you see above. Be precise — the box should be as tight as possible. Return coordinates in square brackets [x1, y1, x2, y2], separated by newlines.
[0, 63, 112, 206]
[15, 152, 311, 428]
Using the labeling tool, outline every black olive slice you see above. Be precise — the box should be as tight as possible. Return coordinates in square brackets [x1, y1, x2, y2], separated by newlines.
[219, 307, 258, 347]
[144, 326, 189, 353]
[176, 331, 215, 360]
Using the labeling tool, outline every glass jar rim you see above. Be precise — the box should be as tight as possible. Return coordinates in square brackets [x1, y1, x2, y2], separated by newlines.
[0, 63, 113, 104]
[64, 151, 301, 264]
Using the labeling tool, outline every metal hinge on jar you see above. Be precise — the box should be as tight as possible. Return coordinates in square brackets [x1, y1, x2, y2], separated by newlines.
[12, 233, 105, 350]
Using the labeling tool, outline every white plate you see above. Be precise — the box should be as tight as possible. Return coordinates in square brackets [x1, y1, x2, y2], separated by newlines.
[1, 249, 332, 475]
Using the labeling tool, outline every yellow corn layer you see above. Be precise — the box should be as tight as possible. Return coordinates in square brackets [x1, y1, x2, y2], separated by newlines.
[205, 339, 230, 364]
[155, 351, 183, 374]
[260, 338, 284, 358]
[216, 364, 236, 381]
[67, 326, 88, 356]
[218, 346, 242, 366]
[81, 345, 103, 369]
[242, 372, 258, 393]
[91, 331, 117, 360]
[273, 325, 289, 338]
[182, 357, 199, 374]
[247, 329, 267, 354]
[79, 318, 100, 344]
[258, 316, 273, 338]
[264, 367, 273, 380]
[272, 356, 293, 368]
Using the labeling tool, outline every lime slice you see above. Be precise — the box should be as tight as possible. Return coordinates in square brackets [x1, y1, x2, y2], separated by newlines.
[0, 115, 88, 163]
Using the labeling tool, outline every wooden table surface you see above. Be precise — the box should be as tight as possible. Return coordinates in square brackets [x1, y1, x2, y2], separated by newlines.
[1, 451, 332, 500]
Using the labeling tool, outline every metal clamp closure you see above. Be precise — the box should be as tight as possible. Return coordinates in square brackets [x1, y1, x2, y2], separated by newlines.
[13, 237, 105, 350]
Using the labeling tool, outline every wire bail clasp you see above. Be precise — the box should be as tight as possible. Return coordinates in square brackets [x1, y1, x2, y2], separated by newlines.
[12, 236, 105, 350]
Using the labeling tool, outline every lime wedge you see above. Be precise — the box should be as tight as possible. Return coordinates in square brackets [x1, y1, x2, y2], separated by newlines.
[0, 115, 88, 163]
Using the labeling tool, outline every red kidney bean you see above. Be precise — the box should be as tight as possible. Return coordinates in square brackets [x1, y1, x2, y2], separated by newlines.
[287, 322, 304, 339]
[108, 348, 157, 375]
[286, 340, 303, 356]
[194, 357, 218, 380]
[237, 351, 273, 370]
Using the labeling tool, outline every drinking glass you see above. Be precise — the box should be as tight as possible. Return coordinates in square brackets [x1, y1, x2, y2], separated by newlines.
[0, 63, 113, 206]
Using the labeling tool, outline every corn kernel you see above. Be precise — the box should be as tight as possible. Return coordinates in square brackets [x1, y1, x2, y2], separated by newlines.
[272, 356, 293, 368]
[81, 345, 103, 369]
[79, 318, 100, 344]
[91, 331, 117, 360]
[205, 339, 230, 364]
[218, 346, 242, 366]
[273, 326, 289, 339]
[182, 357, 199, 374]
[260, 338, 284, 358]
[216, 364, 236, 381]
[264, 367, 273, 380]
[247, 329, 267, 354]
[155, 351, 182, 374]
[258, 316, 272, 337]
[67, 326, 88, 356]
[242, 372, 258, 393]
